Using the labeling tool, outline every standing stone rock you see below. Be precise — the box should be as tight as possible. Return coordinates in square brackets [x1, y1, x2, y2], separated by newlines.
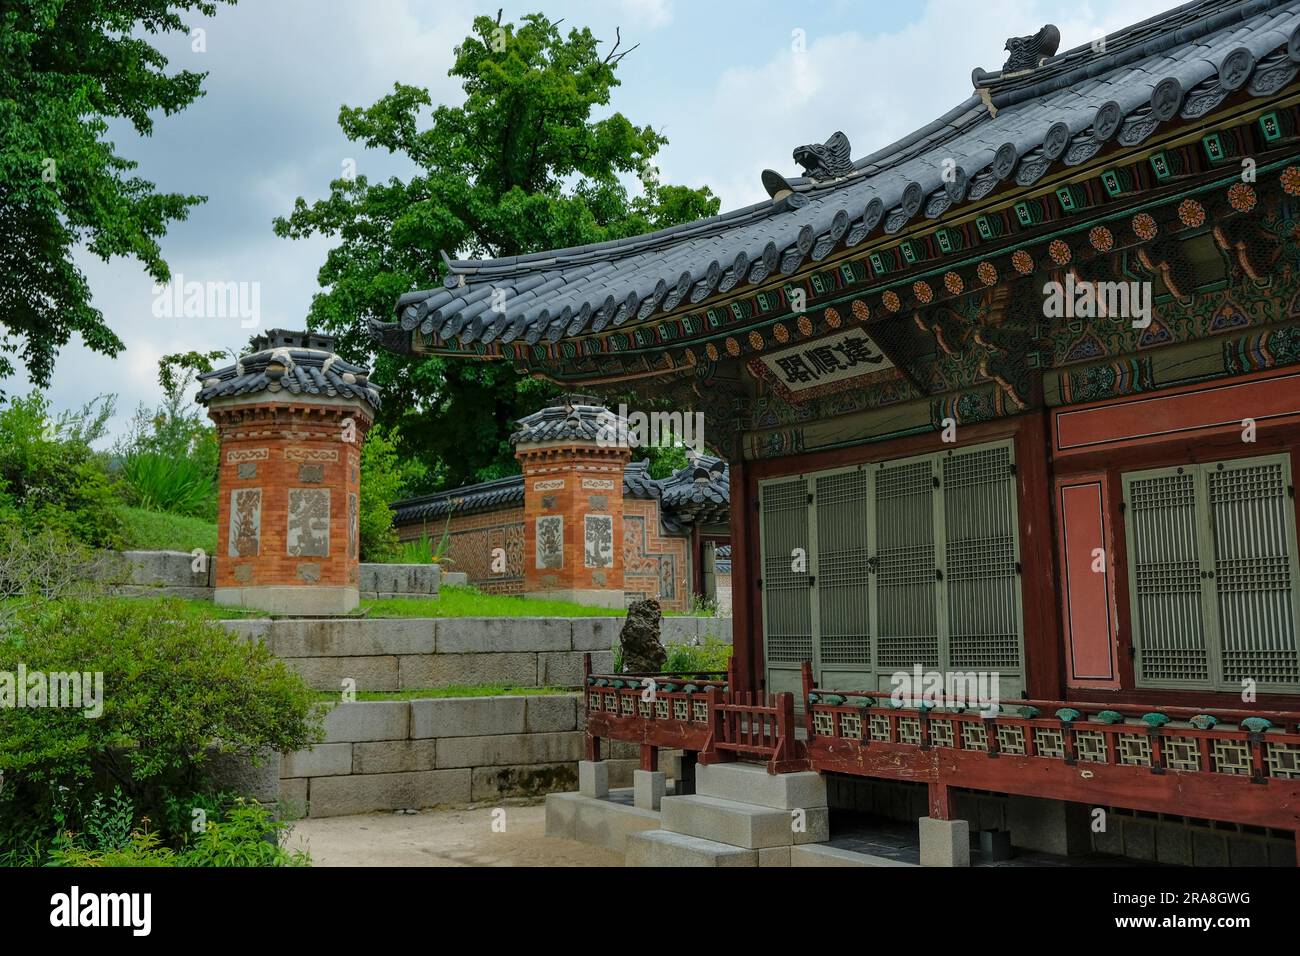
[620, 598, 667, 673]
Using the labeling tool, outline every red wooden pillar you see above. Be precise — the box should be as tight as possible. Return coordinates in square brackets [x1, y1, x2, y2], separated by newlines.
[928, 781, 954, 821]
[728, 449, 759, 695]
[1016, 410, 1064, 700]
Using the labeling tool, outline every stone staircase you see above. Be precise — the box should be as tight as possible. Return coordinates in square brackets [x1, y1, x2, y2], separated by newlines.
[625, 762, 839, 866]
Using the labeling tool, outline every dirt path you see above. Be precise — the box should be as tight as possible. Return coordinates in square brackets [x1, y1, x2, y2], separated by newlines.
[287, 804, 621, 867]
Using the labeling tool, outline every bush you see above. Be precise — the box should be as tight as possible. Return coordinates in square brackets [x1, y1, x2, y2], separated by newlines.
[0, 598, 324, 862]
[46, 797, 308, 868]
[359, 424, 411, 561]
[118, 451, 216, 517]
[0, 393, 125, 548]
[114, 357, 221, 521]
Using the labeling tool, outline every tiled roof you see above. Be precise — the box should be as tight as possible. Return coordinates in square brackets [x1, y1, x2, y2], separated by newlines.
[510, 395, 619, 445]
[374, 0, 1300, 354]
[196, 329, 381, 409]
[392, 455, 729, 530]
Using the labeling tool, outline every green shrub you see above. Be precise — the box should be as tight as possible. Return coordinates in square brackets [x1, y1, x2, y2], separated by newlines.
[664, 637, 732, 674]
[0, 598, 324, 859]
[118, 451, 216, 517]
[0, 393, 125, 548]
[46, 797, 307, 868]
[394, 535, 436, 564]
[360, 424, 422, 561]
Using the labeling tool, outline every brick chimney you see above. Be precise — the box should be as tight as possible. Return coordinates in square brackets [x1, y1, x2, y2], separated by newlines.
[196, 329, 380, 614]
[513, 396, 631, 608]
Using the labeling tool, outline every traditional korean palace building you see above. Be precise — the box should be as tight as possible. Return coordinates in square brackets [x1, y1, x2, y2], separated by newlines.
[374, 0, 1300, 864]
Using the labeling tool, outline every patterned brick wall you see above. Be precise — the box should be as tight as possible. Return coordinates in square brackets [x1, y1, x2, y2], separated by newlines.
[396, 508, 525, 595]
[394, 496, 693, 609]
[623, 498, 690, 612]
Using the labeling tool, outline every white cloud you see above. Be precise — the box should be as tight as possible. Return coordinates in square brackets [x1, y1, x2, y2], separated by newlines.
[615, 0, 674, 29]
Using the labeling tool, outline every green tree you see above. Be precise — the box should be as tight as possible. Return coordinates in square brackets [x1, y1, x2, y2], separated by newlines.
[275, 11, 718, 492]
[0, 0, 230, 385]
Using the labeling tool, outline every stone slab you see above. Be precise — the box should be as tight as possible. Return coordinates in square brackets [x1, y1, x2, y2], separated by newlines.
[524, 695, 577, 733]
[281, 742, 353, 778]
[544, 790, 660, 852]
[790, 844, 917, 867]
[661, 794, 828, 849]
[351, 739, 437, 774]
[471, 762, 578, 801]
[409, 696, 527, 739]
[263, 618, 434, 657]
[307, 769, 471, 817]
[694, 761, 827, 810]
[424, 652, 538, 687]
[283, 655, 399, 693]
[625, 829, 757, 867]
[436, 732, 581, 769]
[919, 817, 970, 867]
[321, 701, 410, 743]
[436, 618, 572, 653]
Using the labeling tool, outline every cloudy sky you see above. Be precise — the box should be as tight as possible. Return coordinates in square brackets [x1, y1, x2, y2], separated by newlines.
[19, 0, 1176, 442]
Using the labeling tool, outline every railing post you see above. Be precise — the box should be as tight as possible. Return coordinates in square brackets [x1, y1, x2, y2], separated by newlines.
[699, 684, 723, 765]
[800, 659, 814, 737]
[583, 652, 592, 685]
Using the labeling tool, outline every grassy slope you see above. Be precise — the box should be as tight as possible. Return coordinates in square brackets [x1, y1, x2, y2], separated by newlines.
[118, 505, 218, 554]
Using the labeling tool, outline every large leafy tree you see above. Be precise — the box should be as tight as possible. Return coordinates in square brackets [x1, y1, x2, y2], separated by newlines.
[0, 0, 229, 386]
[275, 12, 718, 492]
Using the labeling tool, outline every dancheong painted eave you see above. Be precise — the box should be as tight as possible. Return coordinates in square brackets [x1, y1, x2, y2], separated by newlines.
[370, 0, 1300, 370]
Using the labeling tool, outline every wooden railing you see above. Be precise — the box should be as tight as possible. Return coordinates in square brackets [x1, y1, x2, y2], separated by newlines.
[798, 661, 1300, 833]
[582, 655, 805, 773]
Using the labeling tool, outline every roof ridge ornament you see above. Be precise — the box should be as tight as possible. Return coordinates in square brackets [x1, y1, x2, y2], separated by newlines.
[793, 130, 852, 182]
[1002, 23, 1060, 75]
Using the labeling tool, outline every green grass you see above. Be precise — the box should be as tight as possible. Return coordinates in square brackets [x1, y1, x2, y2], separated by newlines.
[364, 584, 717, 618]
[313, 684, 574, 702]
[94, 594, 264, 619]
[363, 585, 628, 618]
[118, 505, 218, 554]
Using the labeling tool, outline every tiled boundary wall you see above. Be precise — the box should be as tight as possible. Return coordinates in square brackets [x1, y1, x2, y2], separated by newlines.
[395, 499, 693, 611]
[103, 551, 442, 601]
[219, 616, 733, 693]
[280, 695, 587, 817]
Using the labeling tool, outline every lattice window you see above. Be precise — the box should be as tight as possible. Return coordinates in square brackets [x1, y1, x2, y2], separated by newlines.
[1034, 727, 1065, 758]
[929, 719, 955, 748]
[654, 699, 669, 720]
[996, 724, 1026, 755]
[692, 700, 708, 723]
[943, 447, 1022, 671]
[603, 693, 618, 711]
[876, 460, 940, 670]
[898, 717, 921, 745]
[1265, 741, 1300, 779]
[1125, 455, 1300, 690]
[839, 712, 862, 739]
[813, 711, 836, 736]
[637, 699, 652, 718]
[760, 478, 814, 664]
[1125, 469, 1210, 683]
[620, 695, 635, 716]
[960, 722, 989, 751]
[869, 713, 891, 741]
[1209, 460, 1300, 686]
[1075, 730, 1109, 764]
[1117, 732, 1152, 766]
[672, 699, 689, 721]
[588, 692, 601, 710]
[1212, 738, 1252, 775]
[816, 470, 871, 666]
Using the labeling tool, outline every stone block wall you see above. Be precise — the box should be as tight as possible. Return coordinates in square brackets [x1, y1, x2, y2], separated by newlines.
[221, 615, 731, 693]
[280, 695, 584, 817]
[103, 551, 441, 601]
